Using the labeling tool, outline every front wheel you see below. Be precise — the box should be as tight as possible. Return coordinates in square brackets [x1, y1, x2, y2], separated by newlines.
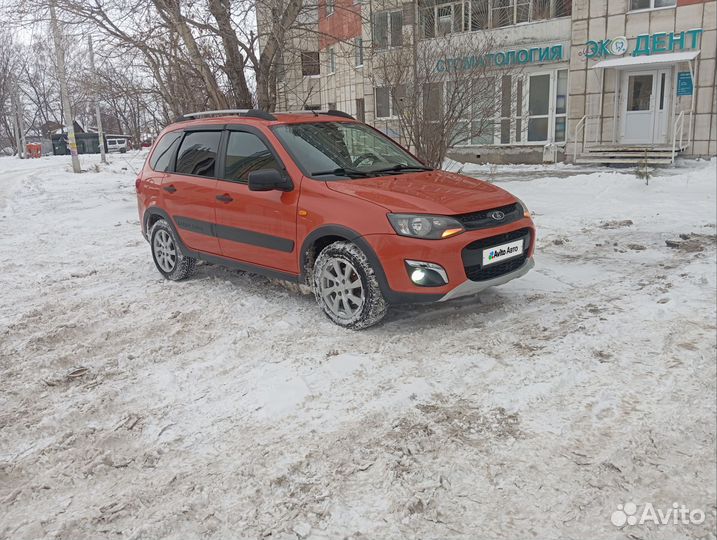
[312, 241, 387, 330]
[150, 219, 197, 280]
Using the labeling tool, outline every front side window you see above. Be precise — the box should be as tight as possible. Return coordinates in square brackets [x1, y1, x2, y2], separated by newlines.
[224, 132, 280, 183]
[272, 122, 424, 178]
[326, 0, 335, 15]
[150, 131, 182, 172]
[175, 131, 221, 177]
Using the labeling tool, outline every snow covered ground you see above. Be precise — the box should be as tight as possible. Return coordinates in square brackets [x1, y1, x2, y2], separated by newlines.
[0, 153, 715, 539]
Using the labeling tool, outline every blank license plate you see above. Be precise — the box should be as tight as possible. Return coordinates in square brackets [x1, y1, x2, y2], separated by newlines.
[483, 239, 524, 266]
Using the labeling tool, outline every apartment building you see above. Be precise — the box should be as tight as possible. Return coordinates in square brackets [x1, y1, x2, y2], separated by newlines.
[270, 0, 716, 163]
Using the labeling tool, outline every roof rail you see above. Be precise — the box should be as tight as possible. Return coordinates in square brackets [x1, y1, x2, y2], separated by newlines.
[175, 109, 277, 122]
[174, 108, 354, 123]
[275, 109, 355, 120]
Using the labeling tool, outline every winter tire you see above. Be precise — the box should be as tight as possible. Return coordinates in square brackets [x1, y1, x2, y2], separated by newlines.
[312, 241, 387, 329]
[150, 219, 196, 280]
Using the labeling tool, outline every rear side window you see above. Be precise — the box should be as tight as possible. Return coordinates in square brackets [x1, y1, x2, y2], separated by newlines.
[175, 131, 222, 177]
[224, 131, 280, 183]
[149, 131, 182, 172]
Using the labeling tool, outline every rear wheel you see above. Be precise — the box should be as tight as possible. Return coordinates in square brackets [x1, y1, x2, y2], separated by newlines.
[312, 241, 387, 329]
[150, 219, 196, 280]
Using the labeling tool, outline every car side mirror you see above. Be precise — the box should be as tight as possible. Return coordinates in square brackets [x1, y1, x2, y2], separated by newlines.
[248, 168, 293, 192]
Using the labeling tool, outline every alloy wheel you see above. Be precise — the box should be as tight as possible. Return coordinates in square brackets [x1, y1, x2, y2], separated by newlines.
[153, 229, 177, 273]
[319, 257, 365, 321]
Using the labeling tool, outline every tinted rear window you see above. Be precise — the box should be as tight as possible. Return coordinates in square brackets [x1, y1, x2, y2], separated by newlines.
[175, 131, 222, 177]
[149, 131, 182, 172]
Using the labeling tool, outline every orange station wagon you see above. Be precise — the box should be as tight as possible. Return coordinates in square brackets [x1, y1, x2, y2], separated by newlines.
[136, 109, 535, 329]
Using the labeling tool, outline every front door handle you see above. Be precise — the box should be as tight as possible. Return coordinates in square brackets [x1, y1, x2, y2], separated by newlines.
[216, 193, 234, 203]
[163, 185, 177, 193]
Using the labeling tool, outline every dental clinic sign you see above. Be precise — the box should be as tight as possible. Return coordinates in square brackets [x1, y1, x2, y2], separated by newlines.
[585, 28, 703, 59]
[436, 43, 565, 72]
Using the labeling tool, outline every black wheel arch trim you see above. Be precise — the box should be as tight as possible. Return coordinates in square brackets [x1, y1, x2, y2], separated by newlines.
[300, 225, 443, 304]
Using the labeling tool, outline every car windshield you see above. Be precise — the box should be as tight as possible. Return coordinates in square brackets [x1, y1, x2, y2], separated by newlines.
[271, 122, 429, 179]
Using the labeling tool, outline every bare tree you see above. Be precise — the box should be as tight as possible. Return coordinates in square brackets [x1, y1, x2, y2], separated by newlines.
[369, 3, 522, 168]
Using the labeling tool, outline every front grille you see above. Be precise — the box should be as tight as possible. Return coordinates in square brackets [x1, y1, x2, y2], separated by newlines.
[455, 203, 522, 231]
[465, 254, 528, 281]
[462, 228, 531, 282]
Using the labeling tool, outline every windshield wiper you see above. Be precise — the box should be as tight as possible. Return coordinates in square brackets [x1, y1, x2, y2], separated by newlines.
[369, 164, 433, 174]
[311, 167, 372, 178]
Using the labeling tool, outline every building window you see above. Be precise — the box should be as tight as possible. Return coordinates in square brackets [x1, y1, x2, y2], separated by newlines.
[356, 98, 365, 122]
[375, 86, 404, 117]
[326, 0, 335, 15]
[419, 0, 571, 37]
[630, 0, 675, 10]
[328, 47, 336, 74]
[328, 102, 337, 110]
[355, 38, 364, 67]
[423, 83, 443, 122]
[373, 10, 403, 49]
[301, 52, 320, 76]
[375, 87, 392, 118]
[420, 1, 467, 37]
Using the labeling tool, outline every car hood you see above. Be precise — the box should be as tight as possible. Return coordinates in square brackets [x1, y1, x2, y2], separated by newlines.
[325, 170, 516, 215]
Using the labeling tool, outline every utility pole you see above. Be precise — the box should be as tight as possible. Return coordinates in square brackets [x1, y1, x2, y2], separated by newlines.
[12, 88, 26, 159]
[88, 35, 107, 164]
[11, 106, 22, 158]
[49, 0, 81, 173]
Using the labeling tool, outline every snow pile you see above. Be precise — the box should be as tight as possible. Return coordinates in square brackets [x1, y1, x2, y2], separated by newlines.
[0, 154, 715, 539]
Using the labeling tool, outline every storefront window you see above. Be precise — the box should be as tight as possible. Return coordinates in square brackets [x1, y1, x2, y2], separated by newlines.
[500, 75, 512, 143]
[554, 69, 567, 142]
[446, 69, 567, 147]
[527, 73, 550, 141]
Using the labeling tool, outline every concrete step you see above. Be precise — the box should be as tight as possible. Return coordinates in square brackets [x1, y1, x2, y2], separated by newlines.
[575, 157, 674, 165]
[583, 151, 675, 158]
[584, 145, 680, 153]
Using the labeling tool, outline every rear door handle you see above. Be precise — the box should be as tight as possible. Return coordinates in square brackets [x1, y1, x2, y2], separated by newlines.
[216, 193, 233, 203]
[163, 185, 177, 193]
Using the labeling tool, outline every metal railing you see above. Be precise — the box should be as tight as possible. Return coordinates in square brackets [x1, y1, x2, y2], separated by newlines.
[671, 111, 685, 164]
[572, 115, 600, 163]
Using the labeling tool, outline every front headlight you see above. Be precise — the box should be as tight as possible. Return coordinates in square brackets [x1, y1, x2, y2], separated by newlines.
[515, 197, 531, 218]
[387, 214, 465, 239]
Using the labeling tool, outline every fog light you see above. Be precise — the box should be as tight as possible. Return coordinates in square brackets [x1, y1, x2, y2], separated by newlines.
[405, 260, 448, 287]
[411, 268, 426, 282]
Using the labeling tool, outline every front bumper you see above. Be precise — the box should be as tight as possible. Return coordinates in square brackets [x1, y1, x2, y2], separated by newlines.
[362, 218, 536, 303]
[438, 256, 534, 302]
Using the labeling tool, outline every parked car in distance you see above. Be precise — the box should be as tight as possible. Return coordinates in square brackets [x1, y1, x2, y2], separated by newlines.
[107, 138, 128, 153]
[135, 109, 536, 329]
